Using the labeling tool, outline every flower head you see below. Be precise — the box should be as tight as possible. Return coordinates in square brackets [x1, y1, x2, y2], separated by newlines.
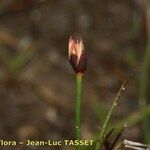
[68, 36, 87, 74]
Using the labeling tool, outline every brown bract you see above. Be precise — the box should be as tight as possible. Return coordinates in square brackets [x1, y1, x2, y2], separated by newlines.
[68, 36, 87, 74]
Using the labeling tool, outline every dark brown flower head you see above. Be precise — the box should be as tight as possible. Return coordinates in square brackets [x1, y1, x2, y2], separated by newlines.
[68, 36, 87, 74]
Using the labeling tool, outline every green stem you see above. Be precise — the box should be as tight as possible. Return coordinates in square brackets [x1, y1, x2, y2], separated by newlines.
[75, 74, 83, 150]
[139, 42, 150, 143]
[139, 2, 150, 142]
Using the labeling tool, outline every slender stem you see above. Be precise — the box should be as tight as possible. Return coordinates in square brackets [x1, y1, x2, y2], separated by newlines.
[139, 0, 150, 143]
[75, 73, 83, 150]
[139, 43, 150, 143]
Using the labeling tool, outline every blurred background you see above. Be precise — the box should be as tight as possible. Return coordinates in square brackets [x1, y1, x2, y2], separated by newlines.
[0, 0, 150, 150]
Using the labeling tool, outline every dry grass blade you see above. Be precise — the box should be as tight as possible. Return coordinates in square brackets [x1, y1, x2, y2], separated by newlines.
[114, 139, 150, 150]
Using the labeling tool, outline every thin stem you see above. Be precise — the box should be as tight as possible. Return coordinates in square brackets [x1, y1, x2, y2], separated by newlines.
[139, 0, 150, 143]
[139, 43, 150, 143]
[139, 36, 150, 144]
[75, 74, 83, 150]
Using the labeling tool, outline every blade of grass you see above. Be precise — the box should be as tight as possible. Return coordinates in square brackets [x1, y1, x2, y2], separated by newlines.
[139, 0, 150, 143]
[110, 104, 150, 132]
[94, 80, 126, 150]
[139, 40, 150, 143]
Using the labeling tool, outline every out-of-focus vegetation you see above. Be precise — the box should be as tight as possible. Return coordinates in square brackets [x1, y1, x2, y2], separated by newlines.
[0, 0, 150, 150]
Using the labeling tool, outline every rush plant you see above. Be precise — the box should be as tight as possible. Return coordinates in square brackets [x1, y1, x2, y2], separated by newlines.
[68, 36, 87, 150]
[68, 36, 150, 150]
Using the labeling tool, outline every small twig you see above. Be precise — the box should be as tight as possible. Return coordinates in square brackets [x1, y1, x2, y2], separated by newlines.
[123, 139, 150, 150]
[114, 139, 150, 150]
